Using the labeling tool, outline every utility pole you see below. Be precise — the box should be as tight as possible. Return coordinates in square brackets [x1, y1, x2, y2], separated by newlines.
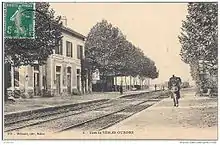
[120, 76, 123, 95]
[24, 67, 29, 97]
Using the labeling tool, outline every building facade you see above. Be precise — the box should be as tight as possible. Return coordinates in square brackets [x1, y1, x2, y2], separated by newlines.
[6, 26, 87, 98]
[45, 26, 86, 96]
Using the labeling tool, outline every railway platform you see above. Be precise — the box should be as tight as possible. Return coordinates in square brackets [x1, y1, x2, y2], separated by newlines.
[106, 89, 218, 140]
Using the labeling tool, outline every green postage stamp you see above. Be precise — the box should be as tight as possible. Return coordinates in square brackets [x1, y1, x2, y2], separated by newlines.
[4, 2, 35, 39]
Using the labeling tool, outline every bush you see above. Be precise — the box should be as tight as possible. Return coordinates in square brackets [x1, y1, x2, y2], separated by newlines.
[42, 89, 54, 97]
[72, 89, 81, 95]
[134, 85, 141, 90]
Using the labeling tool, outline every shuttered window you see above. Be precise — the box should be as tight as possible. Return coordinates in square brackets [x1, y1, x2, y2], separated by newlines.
[55, 40, 63, 55]
[77, 45, 83, 59]
[66, 41, 73, 57]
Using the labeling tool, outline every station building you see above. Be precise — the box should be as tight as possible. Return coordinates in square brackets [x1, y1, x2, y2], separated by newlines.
[6, 26, 88, 97]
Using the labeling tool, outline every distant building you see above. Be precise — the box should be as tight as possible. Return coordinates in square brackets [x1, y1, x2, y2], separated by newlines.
[92, 69, 100, 84]
[91, 71, 151, 92]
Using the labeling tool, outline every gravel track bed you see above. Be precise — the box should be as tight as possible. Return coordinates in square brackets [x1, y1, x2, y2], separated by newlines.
[121, 91, 167, 99]
[5, 91, 164, 125]
[76, 113, 128, 131]
[6, 92, 168, 133]
[71, 102, 154, 131]
[94, 100, 143, 112]
[4, 110, 81, 132]
[121, 93, 152, 99]
[8, 99, 141, 133]
[5, 99, 126, 132]
[5, 99, 109, 125]
[13, 111, 108, 133]
[122, 104, 153, 113]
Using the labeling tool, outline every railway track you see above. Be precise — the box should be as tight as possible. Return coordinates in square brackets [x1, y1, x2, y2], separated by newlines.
[4, 99, 119, 132]
[59, 99, 159, 133]
[4, 91, 169, 133]
[4, 99, 109, 125]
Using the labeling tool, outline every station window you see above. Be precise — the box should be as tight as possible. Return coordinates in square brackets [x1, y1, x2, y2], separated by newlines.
[67, 67, 71, 73]
[77, 69, 80, 75]
[77, 45, 83, 59]
[56, 66, 61, 72]
[55, 40, 63, 55]
[66, 41, 73, 57]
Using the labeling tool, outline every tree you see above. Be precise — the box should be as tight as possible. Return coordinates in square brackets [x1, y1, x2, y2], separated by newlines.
[85, 19, 120, 91]
[179, 3, 217, 74]
[4, 2, 62, 100]
[113, 37, 132, 76]
[179, 2, 217, 92]
[4, 2, 63, 66]
[85, 19, 159, 92]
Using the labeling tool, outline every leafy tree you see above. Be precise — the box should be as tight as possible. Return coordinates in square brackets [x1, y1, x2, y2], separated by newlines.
[4, 2, 63, 66]
[179, 3, 217, 92]
[179, 3, 218, 75]
[85, 19, 159, 91]
[86, 20, 113, 73]
[4, 2, 62, 100]
[85, 20, 120, 91]
[114, 37, 132, 76]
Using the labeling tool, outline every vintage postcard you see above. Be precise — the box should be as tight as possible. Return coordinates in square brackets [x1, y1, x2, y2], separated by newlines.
[2, 1, 218, 141]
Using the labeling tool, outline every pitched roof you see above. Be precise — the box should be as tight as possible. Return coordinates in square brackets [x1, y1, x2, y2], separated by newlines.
[61, 26, 86, 41]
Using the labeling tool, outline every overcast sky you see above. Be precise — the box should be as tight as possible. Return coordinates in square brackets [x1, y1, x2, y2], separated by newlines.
[50, 3, 193, 84]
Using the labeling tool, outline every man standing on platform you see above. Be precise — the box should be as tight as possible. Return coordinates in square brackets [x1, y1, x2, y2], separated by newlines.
[168, 75, 182, 106]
